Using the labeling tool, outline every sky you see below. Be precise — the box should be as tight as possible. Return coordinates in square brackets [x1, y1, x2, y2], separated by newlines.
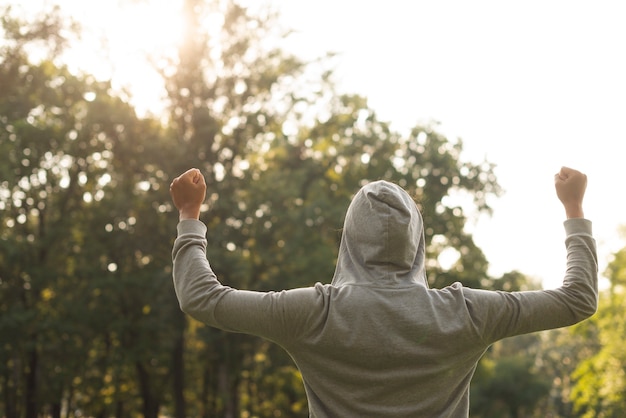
[6, 0, 625, 289]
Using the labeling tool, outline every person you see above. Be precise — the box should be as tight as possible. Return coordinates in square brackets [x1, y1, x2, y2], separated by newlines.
[170, 166, 597, 418]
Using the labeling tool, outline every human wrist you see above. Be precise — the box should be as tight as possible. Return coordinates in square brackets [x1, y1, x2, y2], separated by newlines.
[564, 204, 584, 219]
[179, 207, 201, 221]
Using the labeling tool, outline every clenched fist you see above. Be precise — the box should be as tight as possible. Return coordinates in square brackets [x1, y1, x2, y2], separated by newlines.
[554, 166, 586, 219]
[170, 168, 207, 220]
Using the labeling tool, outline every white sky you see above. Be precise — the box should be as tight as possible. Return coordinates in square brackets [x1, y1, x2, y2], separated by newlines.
[6, 0, 625, 289]
[273, 0, 626, 289]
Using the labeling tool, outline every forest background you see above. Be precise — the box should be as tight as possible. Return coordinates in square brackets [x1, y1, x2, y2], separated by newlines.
[1, 1, 625, 417]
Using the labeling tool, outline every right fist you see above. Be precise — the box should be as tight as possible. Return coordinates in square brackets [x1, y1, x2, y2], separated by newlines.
[170, 168, 207, 220]
[554, 166, 586, 219]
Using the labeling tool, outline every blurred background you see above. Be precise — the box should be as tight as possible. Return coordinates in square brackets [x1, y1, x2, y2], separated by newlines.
[1, 0, 624, 417]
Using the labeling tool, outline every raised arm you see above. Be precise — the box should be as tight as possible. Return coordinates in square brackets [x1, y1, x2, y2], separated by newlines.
[169, 168, 323, 341]
[464, 166, 597, 343]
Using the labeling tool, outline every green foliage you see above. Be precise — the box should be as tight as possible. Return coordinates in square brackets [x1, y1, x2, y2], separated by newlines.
[472, 355, 552, 418]
[0, 5, 181, 416]
[605, 246, 626, 290]
[569, 246, 626, 418]
[1, 8, 123, 416]
[470, 273, 556, 418]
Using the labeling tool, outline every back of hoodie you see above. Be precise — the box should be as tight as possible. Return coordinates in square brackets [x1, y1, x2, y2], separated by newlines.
[172, 180, 597, 417]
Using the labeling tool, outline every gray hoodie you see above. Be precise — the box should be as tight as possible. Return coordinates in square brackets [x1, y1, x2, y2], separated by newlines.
[172, 180, 598, 417]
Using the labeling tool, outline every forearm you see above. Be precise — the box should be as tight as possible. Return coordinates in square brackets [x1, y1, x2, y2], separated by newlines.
[533, 218, 598, 328]
[171, 219, 231, 325]
[558, 218, 598, 319]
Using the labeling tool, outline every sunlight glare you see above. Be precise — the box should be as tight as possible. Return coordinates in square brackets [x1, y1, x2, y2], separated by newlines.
[103, 0, 185, 116]
[52, 0, 186, 116]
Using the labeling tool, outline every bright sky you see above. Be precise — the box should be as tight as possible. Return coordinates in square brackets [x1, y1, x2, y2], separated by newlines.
[6, 0, 624, 289]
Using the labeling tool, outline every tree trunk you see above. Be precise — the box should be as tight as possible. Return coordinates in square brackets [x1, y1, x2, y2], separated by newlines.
[136, 362, 160, 418]
[201, 364, 212, 418]
[218, 362, 239, 418]
[115, 400, 124, 418]
[172, 313, 186, 418]
[24, 349, 39, 418]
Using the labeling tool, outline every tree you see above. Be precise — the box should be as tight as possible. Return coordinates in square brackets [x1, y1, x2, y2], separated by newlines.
[0, 6, 182, 416]
[156, 0, 320, 415]
[0, 7, 114, 417]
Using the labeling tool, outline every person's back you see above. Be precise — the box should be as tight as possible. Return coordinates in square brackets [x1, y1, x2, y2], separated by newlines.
[170, 167, 597, 417]
[281, 283, 489, 417]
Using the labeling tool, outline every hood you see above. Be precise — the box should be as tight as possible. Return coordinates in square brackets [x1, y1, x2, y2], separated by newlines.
[331, 180, 428, 288]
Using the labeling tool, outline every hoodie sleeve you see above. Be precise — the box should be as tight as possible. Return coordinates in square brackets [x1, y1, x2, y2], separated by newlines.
[462, 218, 598, 345]
[171, 219, 326, 343]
